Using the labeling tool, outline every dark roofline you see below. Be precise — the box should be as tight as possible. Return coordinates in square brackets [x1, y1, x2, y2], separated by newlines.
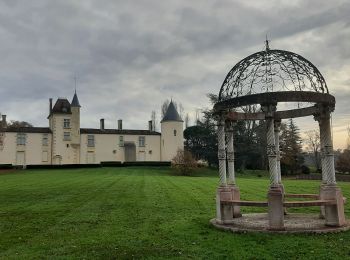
[2, 127, 160, 135]
[48, 98, 72, 117]
[80, 128, 161, 135]
[4, 127, 52, 133]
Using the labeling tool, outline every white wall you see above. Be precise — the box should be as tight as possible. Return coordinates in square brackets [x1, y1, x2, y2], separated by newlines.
[50, 114, 79, 164]
[0, 132, 52, 165]
[161, 121, 184, 161]
[80, 134, 161, 164]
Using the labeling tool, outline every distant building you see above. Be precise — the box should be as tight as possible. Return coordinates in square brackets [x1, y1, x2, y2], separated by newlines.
[0, 92, 183, 165]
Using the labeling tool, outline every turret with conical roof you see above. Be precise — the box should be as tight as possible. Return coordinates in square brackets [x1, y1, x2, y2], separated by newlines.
[161, 101, 183, 122]
[70, 91, 81, 153]
[160, 100, 184, 161]
[71, 90, 81, 107]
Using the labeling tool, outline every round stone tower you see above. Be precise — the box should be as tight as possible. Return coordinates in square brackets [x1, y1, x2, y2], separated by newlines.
[160, 101, 184, 161]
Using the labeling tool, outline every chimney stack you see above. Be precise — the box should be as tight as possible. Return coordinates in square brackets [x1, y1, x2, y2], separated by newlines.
[49, 98, 53, 114]
[118, 119, 122, 130]
[1, 114, 7, 128]
[100, 118, 105, 130]
[148, 120, 153, 131]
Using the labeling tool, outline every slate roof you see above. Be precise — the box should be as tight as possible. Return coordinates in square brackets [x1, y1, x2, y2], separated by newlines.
[51, 98, 72, 114]
[3, 127, 160, 136]
[4, 127, 52, 133]
[71, 92, 81, 107]
[80, 128, 161, 135]
[161, 101, 183, 122]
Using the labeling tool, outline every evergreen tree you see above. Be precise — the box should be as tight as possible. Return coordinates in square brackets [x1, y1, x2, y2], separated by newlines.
[183, 93, 267, 170]
[336, 149, 350, 173]
[280, 119, 304, 175]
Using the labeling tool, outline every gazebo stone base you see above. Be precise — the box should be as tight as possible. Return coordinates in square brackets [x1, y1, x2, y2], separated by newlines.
[228, 184, 242, 218]
[210, 213, 350, 234]
[268, 185, 285, 230]
[215, 186, 234, 224]
[321, 185, 346, 226]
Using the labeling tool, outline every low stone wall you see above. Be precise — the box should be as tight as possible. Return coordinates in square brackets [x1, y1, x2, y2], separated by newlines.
[296, 174, 350, 182]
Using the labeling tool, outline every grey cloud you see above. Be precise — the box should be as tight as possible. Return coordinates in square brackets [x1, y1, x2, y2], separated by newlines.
[0, 0, 349, 147]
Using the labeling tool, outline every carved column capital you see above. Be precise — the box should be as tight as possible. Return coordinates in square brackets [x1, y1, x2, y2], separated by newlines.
[274, 119, 281, 132]
[225, 120, 235, 132]
[261, 103, 277, 118]
[313, 104, 334, 123]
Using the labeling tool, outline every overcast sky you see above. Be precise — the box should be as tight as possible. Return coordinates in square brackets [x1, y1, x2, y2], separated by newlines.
[0, 0, 349, 149]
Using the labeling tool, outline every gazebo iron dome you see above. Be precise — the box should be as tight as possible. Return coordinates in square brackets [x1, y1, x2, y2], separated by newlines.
[218, 45, 328, 103]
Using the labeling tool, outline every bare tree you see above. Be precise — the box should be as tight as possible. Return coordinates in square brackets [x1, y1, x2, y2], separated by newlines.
[161, 99, 171, 118]
[178, 103, 184, 119]
[0, 113, 3, 131]
[206, 93, 218, 105]
[184, 113, 190, 129]
[151, 110, 157, 131]
[304, 130, 321, 169]
[0, 113, 4, 149]
[8, 120, 33, 128]
[347, 124, 350, 149]
[242, 105, 258, 140]
[195, 109, 201, 125]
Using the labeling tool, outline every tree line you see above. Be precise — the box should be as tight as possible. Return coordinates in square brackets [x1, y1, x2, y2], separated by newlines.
[181, 95, 350, 175]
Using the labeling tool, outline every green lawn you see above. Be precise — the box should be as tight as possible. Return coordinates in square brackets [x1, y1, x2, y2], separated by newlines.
[0, 167, 350, 259]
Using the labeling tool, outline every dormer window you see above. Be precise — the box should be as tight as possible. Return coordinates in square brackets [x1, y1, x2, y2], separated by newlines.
[63, 119, 70, 128]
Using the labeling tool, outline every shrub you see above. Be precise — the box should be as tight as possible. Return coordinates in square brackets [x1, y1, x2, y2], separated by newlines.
[171, 150, 197, 176]
[301, 165, 310, 174]
[0, 164, 13, 169]
[123, 161, 171, 167]
[197, 160, 208, 168]
[336, 149, 350, 174]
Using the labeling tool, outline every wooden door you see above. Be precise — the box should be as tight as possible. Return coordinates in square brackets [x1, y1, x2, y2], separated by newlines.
[124, 143, 136, 162]
[16, 151, 25, 166]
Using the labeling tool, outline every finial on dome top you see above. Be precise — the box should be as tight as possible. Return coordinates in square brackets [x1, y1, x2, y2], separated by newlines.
[265, 34, 270, 51]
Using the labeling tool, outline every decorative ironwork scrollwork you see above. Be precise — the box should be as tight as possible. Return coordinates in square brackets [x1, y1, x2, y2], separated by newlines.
[218, 49, 328, 102]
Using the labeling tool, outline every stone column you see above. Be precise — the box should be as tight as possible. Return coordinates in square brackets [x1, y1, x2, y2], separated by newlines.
[215, 117, 233, 224]
[315, 105, 346, 226]
[226, 121, 241, 218]
[218, 118, 227, 186]
[264, 106, 279, 187]
[274, 120, 282, 184]
[226, 121, 235, 185]
[274, 119, 287, 215]
[262, 104, 284, 230]
[317, 111, 336, 185]
[315, 112, 327, 218]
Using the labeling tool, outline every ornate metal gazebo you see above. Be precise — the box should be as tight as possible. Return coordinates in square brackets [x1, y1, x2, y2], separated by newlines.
[211, 41, 348, 232]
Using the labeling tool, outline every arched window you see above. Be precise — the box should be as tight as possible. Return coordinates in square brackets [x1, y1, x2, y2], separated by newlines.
[174, 129, 177, 136]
